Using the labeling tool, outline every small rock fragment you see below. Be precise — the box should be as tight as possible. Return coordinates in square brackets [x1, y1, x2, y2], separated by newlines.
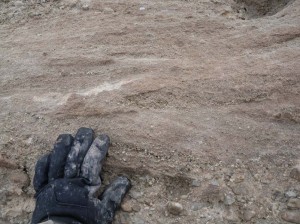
[132, 217, 145, 224]
[272, 190, 282, 201]
[167, 202, 183, 215]
[132, 204, 141, 212]
[144, 198, 152, 206]
[288, 198, 300, 209]
[14, 1, 24, 7]
[0, 191, 7, 203]
[230, 173, 245, 183]
[191, 202, 203, 211]
[82, 4, 89, 10]
[243, 209, 256, 221]
[121, 201, 133, 212]
[9, 171, 30, 188]
[210, 179, 219, 186]
[282, 210, 300, 224]
[129, 190, 143, 199]
[0, 155, 18, 169]
[121, 200, 141, 213]
[103, 7, 114, 14]
[232, 184, 248, 195]
[290, 167, 300, 182]
[25, 137, 33, 145]
[115, 212, 131, 224]
[191, 179, 201, 187]
[285, 191, 297, 198]
[22, 198, 36, 213]
[223, 207, 240, 222]
[202, 184, 223, 203]
[180, 195, 188, 199]
[224, 193, 235, 205]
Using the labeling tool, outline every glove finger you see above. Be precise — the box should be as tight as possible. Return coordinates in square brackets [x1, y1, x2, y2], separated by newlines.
[64, 127, 94, 178]
[48, 134, 74, 181]
[81, 134, 110, 183]
[100, 176, 131, 215]
[80, 134, 110, 195]
[33, 154, 50, 193]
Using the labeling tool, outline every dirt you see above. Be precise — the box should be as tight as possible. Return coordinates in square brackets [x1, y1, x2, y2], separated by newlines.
[0, 0, 300, 223]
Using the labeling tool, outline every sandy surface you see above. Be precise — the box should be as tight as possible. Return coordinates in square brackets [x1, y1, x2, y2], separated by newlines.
[0, 0, 300, 223]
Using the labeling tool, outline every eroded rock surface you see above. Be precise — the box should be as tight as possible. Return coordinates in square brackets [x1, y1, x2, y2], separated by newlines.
[0, 0, 299, 223]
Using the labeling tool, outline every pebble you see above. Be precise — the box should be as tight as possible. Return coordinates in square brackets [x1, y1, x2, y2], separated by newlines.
[115, 213, 131, 224]
[82, 4, 89, 10]
[210, 179, 219, 186]
[243, 209, 256, 221]
[223, 208, 240, 222]
[129, 190, 143, 199]
[132, 204, 141, 212]
[144, 198, 152, 206]
[282, 210, 300, 224]
[285, 191, 297, 198]
[14, 1, 24, 7]
[25, 137, 33, 145]
[103, 7, 114, 14]
[288, 198, 300, 209]
[224, 193, 235, 205]
[232, 173, 245, 183]
[202, 184, 223, 203]
[0, 191, 7, 203]
[9, 171, 30, 188]
[191, 202, 203, 211]
[290, 167, 300, 182]
[0, 155, 18, 169]
[232, 184, 248, 195]
[180, 194, 188, 199]
[167, 202, 183, 215]
[121, 201, 133, 212]
[22, 198, 35, 213]
[121, 200, 141, 213]
[132, 217, 145, 224]
[236, 195, 246, 203]
[191, 179, 201, 187]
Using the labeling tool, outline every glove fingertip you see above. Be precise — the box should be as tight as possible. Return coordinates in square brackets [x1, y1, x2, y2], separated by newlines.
[117, 176, 132, 188]
[99, 134, 110, 144]
[48, 134, 74, 181]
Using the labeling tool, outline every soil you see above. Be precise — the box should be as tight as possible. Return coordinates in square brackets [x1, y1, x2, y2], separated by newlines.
[0, 0, 300, 223]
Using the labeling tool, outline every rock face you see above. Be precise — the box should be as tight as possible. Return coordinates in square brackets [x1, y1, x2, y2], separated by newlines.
[0, 0, 300, 223]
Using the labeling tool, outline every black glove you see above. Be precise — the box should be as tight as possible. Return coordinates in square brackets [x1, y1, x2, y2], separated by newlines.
[31, 127, 131, 224]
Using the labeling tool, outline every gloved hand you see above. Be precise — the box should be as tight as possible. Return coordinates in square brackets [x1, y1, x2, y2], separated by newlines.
[31, 127, 131, 224]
